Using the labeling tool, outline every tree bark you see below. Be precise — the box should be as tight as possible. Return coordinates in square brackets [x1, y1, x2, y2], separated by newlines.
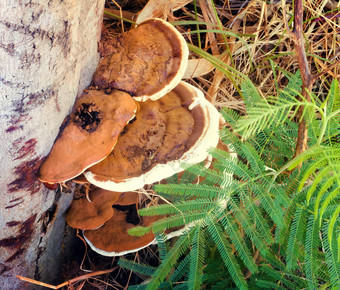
[0, 1, 105, 288]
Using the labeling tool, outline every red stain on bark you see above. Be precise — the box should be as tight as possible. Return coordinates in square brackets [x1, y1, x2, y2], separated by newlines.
[5, 249, 25, 263]
[9, 197, 22, 203]
[6, 221, 21, 227]
[8, 157, 42, 195]
[0, 214, 37, 249]
[5, 201, 24, 209]
[6, 125, 22, 133]
[6, 113, 31, 133]
[13, 138, 37, 160]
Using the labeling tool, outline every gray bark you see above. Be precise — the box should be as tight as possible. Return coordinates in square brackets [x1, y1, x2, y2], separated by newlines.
[0, 0, 105, 288]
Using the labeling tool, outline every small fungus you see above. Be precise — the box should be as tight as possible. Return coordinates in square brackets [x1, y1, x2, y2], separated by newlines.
[66, 188, 121, 230]
[83, 207, 157, 257]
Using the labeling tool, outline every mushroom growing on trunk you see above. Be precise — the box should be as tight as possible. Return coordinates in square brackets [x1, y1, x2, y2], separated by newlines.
[84, 81, 220, 192]
[92, 18, 189, 102]
[39, 90, 137, 184]
[83, 206, 158, 257]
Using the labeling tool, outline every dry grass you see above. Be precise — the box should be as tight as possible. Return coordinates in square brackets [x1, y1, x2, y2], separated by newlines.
[60, 0, 339, 288]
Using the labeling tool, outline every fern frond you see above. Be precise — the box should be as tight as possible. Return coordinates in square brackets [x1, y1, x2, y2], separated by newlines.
[169, 255, 190, 283]
[188, 226, 205, 290]
[234, 94, 313, 140]
[148, 212, 208, 234]
[328, 204, 340, 253]
[322, 222, 340, 288]
[138, 199, 218, 216]
[118, 259, 156, 277]
[260, 265, 300, 289]
[280, 70, 302, 97]
[275, 180, 308, 244]
[184, 163, 235, 187]
[155, 233, 168, 261]
[146, 228, 194, 290]
[207, 217, 248, 289]
[286, 206, 307, 271]
[220, 215, 258, 273]
[239, 192, 274, 245]
[173, 282, 189, 289]
[220, 107, 240, 125]
[319, 185, 340, 221]
[154, 183, 230, 199]
[241, 76, 265, 108]
[228, 197, 270, 256]
[304, 214, 321, 289]
[255, 279, 279, 289]
[325, 79, 340, 115]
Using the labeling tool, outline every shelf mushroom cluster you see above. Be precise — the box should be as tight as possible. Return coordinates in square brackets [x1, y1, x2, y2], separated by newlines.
[39, 18, 221, 256]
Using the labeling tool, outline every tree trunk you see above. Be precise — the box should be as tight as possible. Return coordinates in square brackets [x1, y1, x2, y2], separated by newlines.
[0, 1, 105, 288]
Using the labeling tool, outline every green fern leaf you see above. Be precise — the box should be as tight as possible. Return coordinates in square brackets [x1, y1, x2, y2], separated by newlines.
[286, 206, 307, 271]
[228, 197, 270, 257]
[233, 93, 311, 140]
[150, 212, 208, 233]
[328, 205, 340, 253]
[322, 223, 340, 288]
[304, 214, 321, 289]
[325, 79, 340, 115]
[146, 228, 194, 290]
[255, 279, 279, 288]
[138, 199, 218, 216]
[220, 107, 240, 125]
[154, 183, 231, 199]
[118, 259, 156, 277]
[188, 226, 205, 290]
[319, 185, 340, 222]
[169, 255, 190, 283]
[260, 265, 299, 289]
[239, 192, 274, 245]
[155, 233, 168, 261]
[207, 217, 248, 289]
[220, 215, 258, 273]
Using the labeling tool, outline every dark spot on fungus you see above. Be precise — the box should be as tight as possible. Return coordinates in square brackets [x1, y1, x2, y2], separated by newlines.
[73, 103, 103, 132]
[113, 204, 140, 225]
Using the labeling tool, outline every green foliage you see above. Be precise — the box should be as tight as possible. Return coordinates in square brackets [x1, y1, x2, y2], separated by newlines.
[119, 73, 340, 289]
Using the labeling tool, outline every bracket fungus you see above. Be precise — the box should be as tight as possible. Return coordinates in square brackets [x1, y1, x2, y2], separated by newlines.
[66, 188, 120, 230]
[39, 17, 223, 258]
[84, 81, 220, 192]
[83, 207, 157, 257]
[92, 18, 189, 102]
[66, 188, 140, 230]
[39, 90, 137, 184]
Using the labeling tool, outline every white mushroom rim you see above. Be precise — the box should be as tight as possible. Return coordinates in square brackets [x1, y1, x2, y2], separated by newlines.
[133, 18, 189, 102]
[83, 232, 156, 257]
[84, 82, 221, 192]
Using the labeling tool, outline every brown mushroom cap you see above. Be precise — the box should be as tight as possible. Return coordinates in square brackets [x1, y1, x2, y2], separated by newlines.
[66, 188, 121, 230]
[84, 207, 157, 256]
[92, 18, 188, 102]
[84, 81, 220, 191]
[66, 189, 140, 230]
[39, 90, 137, 183]
[115, 191, 140, 206]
